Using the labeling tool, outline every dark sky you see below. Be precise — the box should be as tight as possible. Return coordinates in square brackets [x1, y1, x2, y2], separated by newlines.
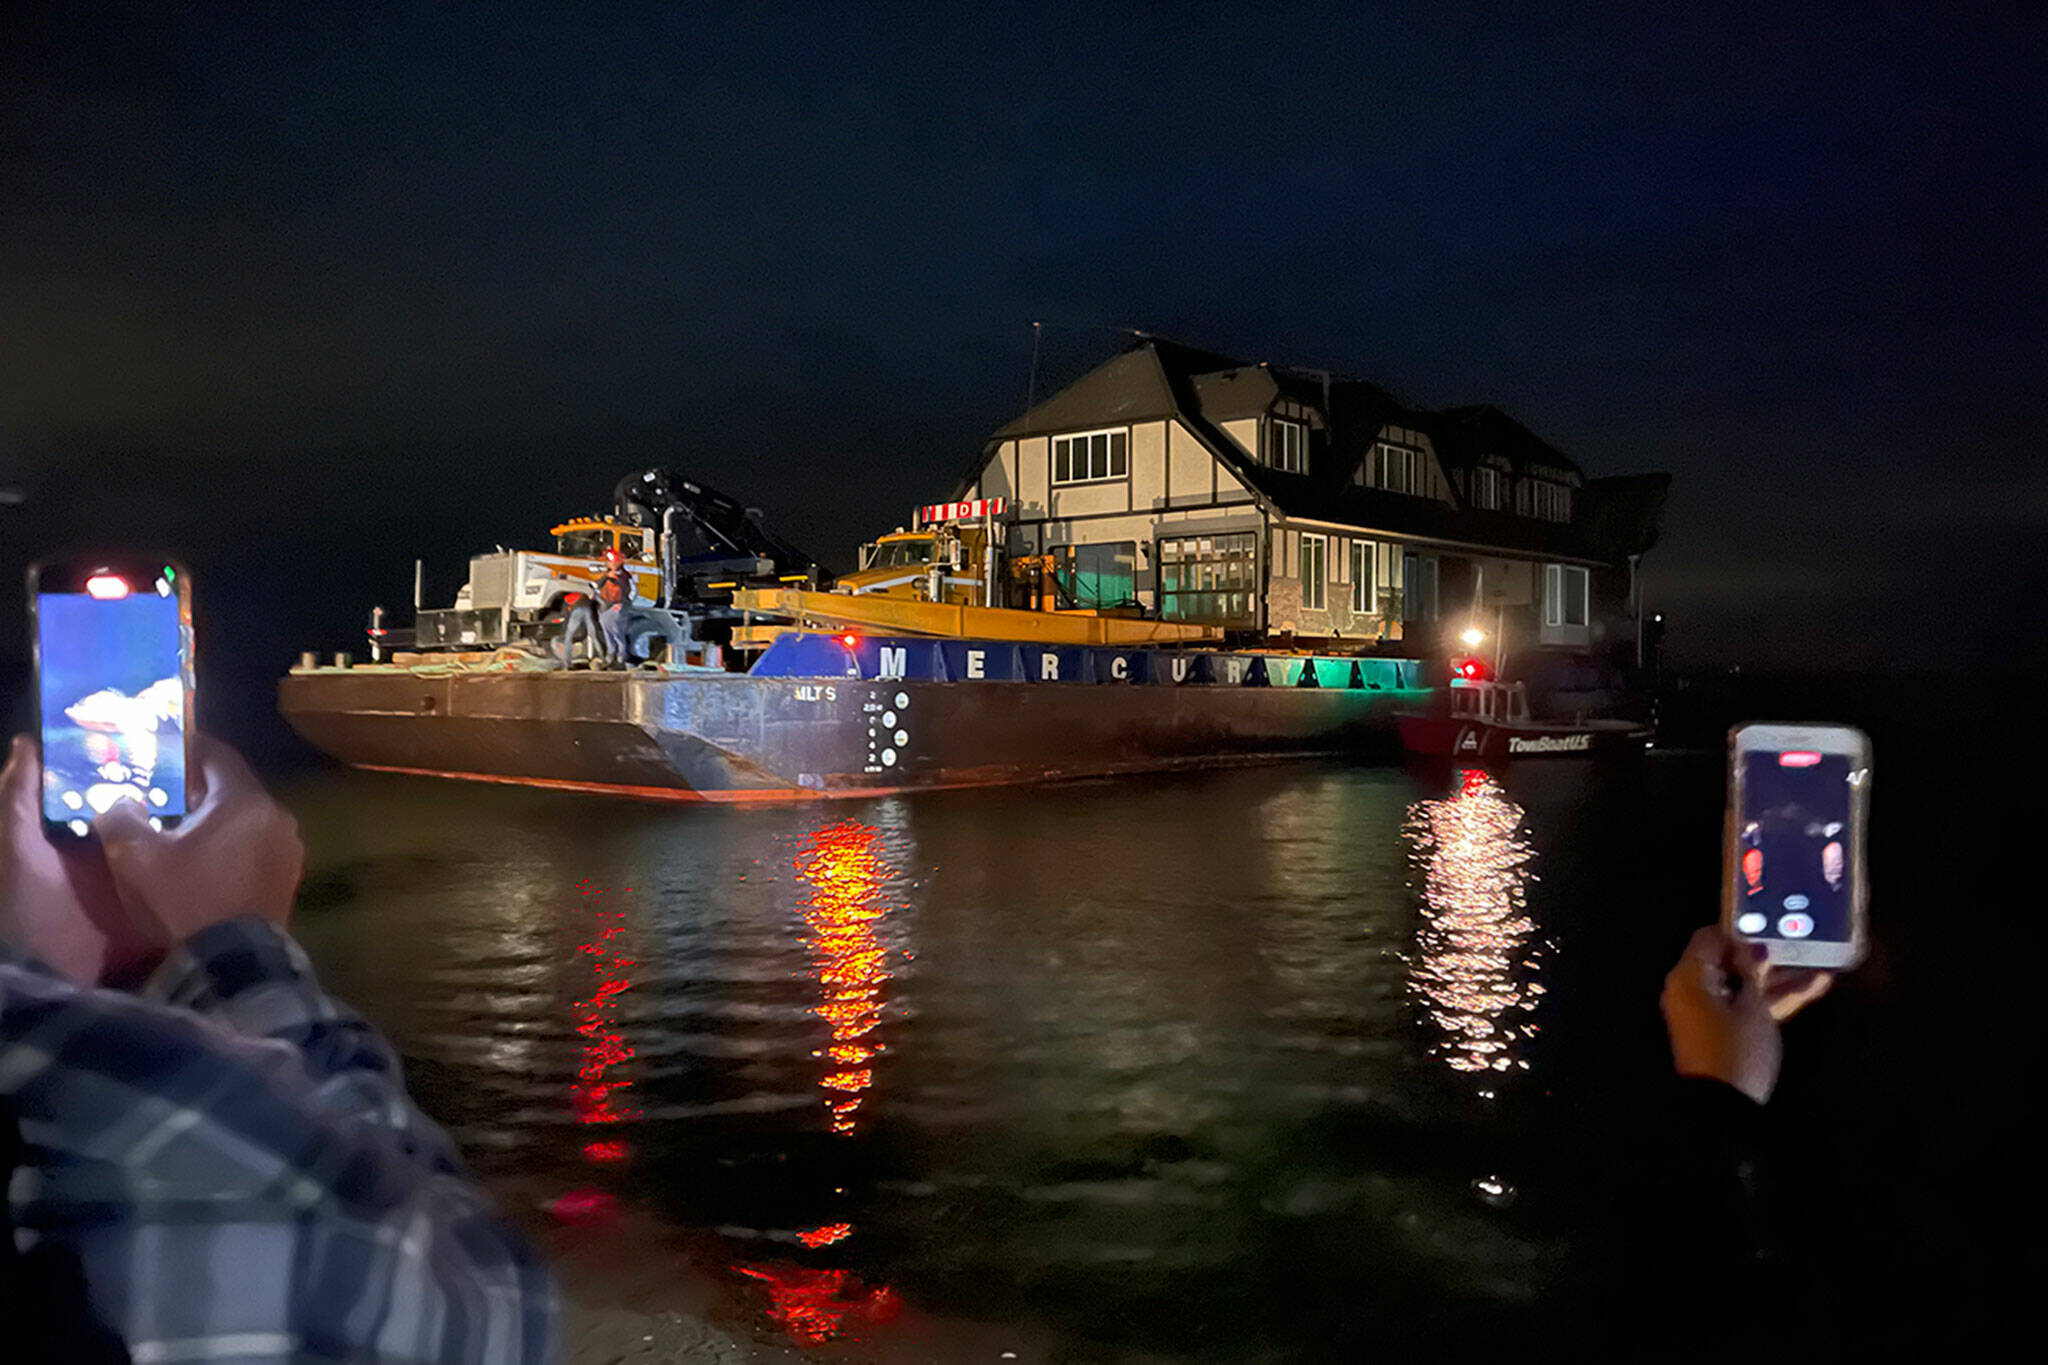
[4, 0, 2045, 702]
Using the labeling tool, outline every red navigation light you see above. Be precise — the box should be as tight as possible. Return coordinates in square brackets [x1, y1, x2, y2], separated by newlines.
[1453, 657, 1489, 681]
[841, 633, 857, 649]
[84, 574, 130, 600]
[1778, 751, 1823, 767]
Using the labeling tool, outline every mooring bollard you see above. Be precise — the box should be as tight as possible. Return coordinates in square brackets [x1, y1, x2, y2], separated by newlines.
[298, 651, 318, 671]
[332, 652, 352, 669]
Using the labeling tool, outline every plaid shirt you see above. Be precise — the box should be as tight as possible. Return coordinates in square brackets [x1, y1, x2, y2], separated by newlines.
[1, 917, 559, 1363]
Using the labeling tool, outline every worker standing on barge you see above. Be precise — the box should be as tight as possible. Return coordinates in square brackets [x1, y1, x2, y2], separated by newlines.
[596, 547, 633, 667]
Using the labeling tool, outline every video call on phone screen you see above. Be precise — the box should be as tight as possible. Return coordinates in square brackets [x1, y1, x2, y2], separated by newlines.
[37, 590, 187, 832]
[1736, 750, 1853, 943]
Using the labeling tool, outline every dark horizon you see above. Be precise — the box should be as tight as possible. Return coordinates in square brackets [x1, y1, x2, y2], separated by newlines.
[5, 2, 2045, 691]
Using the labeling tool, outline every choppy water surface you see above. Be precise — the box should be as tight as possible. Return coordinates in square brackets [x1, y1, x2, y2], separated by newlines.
[276, 757, 1862, 1357]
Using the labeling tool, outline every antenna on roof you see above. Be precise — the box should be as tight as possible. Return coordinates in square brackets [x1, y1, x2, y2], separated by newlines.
[1023, 320, 1043, 415]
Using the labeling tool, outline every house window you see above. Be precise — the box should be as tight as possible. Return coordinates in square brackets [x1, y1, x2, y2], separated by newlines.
[1358, 442, 1424, 495]
[1158, 532, 1257, 627]
[1052, 428, 1129, 485]
[1271, 418, 1307, 473]
[1471, 467, 1502, 510]
[1349, 538, 1376, 613]
[1300, 533, 1328, 611]
[1544, 564, 1590, 627]
[1053, 541, 1137, 609]
[1403, 553, 1439, 621]
[1519, 478, 1572, 521]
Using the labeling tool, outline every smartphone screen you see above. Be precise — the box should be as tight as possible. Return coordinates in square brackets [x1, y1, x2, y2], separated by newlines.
[1732, 745, 1860, 949]
[34, 564, 192, 836]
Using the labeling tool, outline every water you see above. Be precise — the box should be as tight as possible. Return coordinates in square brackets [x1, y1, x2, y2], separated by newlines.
[281, 744, 1995, 1359]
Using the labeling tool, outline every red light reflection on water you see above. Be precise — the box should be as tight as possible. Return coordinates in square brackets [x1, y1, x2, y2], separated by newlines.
[796, 1222, 854, 1249]
[735, 1266, 902, 1346]
[570, 880, 639, 1158]
[1403, 770, 1543, 1081]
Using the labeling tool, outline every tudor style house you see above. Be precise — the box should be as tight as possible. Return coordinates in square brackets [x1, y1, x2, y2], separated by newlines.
[957, 337, 1668, 668]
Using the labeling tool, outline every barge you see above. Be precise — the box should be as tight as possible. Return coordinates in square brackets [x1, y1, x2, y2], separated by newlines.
[281, 632, 1431, 801]
[283, 328, 1674, 799]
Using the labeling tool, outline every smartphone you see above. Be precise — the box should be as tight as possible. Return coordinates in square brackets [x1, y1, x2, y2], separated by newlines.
[1724, 722, 1870, 969]
[28, 556, 195, 841]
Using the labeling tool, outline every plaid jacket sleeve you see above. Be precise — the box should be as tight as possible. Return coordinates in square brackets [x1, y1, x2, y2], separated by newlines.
[1, 917, 560, 1364]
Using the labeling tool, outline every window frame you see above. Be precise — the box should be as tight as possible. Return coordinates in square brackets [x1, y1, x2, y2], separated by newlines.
[1300, 532, 1328, 611]
[1544, 563, 1590, 628]
[1271, 417, 1307, 473]
[1156, 531, 1258, 626]
[1360, 441, 1423, 495]
[1521, 478, 1572, 522]
[1051, 427, 1131, 487]
[1349, 538, 1375, 613]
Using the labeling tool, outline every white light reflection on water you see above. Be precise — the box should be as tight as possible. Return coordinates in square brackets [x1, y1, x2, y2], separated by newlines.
[1403, 768, 1544, 1084]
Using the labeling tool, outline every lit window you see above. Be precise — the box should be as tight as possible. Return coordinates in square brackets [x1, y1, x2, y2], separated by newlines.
[1300, 533, 1327, 611]
[1271, 418, 1307, 473]
[1052, 429, 1130, 485]
[1544, 564, 1590, 628]
[1158, 532, 1257, 626]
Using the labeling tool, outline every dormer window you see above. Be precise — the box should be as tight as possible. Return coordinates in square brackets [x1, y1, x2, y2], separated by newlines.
[1052, 428, 1130, 485]
[1270, 418, 1307, 473]
[1518, 478, 1572, 522]
[1357, 441, 1423, 495]
[1470, 466, 1502, 511]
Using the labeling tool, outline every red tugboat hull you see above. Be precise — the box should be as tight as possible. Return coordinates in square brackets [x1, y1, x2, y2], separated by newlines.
[1397, 713, 1652, 762]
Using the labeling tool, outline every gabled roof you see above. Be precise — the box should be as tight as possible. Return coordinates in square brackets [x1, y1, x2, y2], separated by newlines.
[992, 341, 1190, 439]
[1432, 405, 1585, 485]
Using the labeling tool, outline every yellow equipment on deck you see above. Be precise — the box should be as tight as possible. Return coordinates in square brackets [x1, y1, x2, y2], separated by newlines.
[731, 587, 1222, 647]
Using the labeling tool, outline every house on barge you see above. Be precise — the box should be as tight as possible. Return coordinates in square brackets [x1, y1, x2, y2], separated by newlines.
[958, 337, 1668, 678]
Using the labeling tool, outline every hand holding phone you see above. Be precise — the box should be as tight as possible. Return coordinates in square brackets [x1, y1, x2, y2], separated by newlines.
[95, 738, 304, 945]
[1662, 924, 1835, 1103]
[1724, 722, 1871, 969]
[0, 734, 161, 985]
[29, 556, 194, 841]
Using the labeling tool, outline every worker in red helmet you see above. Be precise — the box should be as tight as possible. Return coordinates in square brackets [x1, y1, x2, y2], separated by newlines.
[596, 547, 634, 666]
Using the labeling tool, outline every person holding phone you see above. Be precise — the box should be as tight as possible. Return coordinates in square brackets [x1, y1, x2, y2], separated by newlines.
[1633, 724, 1864, 1355]
[0, 734, 559, 1363]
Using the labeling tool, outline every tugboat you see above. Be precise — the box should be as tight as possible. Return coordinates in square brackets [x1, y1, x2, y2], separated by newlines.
[1397, 658, 1651, 762]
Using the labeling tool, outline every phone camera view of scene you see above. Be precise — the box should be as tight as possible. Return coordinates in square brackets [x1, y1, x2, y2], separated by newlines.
[37, 586, 186, 833]
[1735, 750, 1851, 942]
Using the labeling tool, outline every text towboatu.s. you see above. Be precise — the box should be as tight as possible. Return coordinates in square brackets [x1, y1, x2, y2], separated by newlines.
[1395, 661, 1651, 763]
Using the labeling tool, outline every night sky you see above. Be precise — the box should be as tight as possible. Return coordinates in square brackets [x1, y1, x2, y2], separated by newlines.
[5, 1, 2045, 736]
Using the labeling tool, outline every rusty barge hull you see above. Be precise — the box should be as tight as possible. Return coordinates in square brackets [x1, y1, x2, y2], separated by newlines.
[279, 635, 1432, 802]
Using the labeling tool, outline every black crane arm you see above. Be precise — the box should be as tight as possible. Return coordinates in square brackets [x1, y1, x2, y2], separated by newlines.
[611, 468, 818, 576]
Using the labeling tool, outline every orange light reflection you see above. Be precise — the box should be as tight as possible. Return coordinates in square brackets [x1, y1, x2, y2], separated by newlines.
[1403, 770, 1543, 1081]
[791, 819, 893, 1137]
[733, 819, 901, 1346]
